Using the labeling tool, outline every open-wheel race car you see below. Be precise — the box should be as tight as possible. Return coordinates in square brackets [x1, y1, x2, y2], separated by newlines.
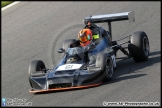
[28, 11, 150, 93]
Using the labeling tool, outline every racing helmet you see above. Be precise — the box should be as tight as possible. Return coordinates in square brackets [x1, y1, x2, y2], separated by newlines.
[78, 28, 92, 46]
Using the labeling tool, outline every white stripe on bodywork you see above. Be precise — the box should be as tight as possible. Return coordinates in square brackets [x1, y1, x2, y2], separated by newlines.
[56, 64, 82, 71]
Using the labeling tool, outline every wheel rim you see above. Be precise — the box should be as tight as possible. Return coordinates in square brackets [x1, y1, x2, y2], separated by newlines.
[106, 58, 113, 78]
[143, 37, 149, 56]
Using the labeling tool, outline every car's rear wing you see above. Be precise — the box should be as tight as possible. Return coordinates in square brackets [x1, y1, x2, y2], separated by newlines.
[83, 11, 135, 37]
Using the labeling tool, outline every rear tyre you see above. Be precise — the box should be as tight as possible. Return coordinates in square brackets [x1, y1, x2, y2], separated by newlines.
[128, 31, 150, 62]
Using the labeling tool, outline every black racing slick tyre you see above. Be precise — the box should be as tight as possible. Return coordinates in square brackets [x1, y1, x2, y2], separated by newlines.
[96, 53, 114, 81]
[28, 60, 46, 87]
[128, 31, 150, 62]
[63, 39, 76, 52]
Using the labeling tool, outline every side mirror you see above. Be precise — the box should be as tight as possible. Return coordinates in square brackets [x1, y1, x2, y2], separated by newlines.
[58, 48, 65, 53]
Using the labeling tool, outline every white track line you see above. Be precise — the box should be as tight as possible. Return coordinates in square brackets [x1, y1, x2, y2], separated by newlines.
[1, 1, 20, 11]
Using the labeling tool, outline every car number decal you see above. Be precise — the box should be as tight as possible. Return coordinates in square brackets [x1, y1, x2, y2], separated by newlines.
[65, 65, 73, 69]
[56, 64, 82, 71]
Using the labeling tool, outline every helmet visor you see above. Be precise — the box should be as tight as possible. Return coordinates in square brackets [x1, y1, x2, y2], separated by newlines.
[79, 36, 88, 43]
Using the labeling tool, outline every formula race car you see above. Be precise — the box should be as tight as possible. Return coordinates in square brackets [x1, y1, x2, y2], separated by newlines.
[28, 11, 150, 93]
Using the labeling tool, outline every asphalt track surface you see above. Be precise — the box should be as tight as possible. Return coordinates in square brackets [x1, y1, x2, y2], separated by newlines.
[2, 1, 161, 107]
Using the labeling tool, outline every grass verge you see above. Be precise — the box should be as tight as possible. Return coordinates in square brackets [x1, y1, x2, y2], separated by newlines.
[1, 1, 14, 8]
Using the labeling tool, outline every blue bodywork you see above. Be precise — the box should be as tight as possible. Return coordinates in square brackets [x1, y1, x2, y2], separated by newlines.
[29, 34, 114, 91]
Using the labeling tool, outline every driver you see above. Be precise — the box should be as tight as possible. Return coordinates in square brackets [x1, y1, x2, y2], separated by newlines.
[78, 28, 96, 65]
[78, 28, 93, 46]
[77, 22, 112, 65]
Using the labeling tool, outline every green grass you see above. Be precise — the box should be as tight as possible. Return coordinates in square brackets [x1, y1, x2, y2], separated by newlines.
[1, 1, 14, 8]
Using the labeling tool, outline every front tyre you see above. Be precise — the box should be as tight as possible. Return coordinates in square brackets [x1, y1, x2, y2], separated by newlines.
[128, 31, 150, 62]
[28, 60, 46, 88]
[103, 56, 114, 81]
[96, 53, 114, 81]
